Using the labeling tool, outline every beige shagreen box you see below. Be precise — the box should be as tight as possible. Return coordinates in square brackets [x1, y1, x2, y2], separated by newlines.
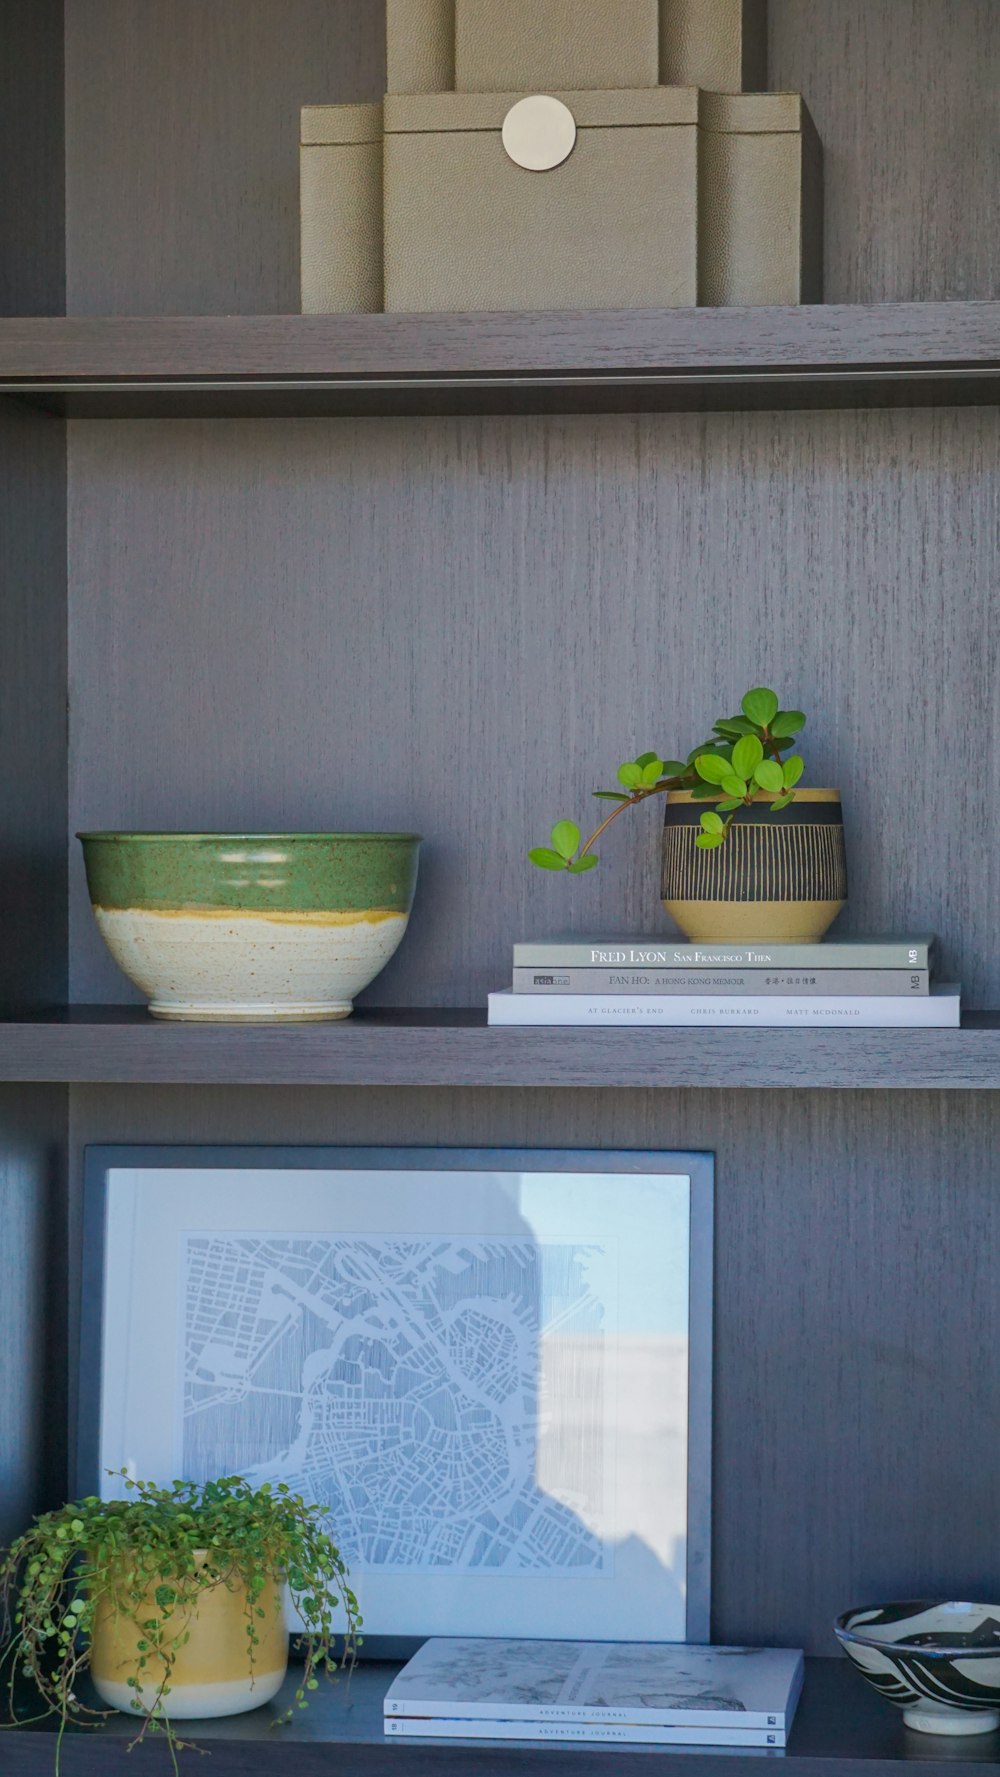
[455, 0, 659, 93]
[300, 104, 384, 313]
[698, 92, 822, 305]
[386, 0, 454, 95]
[383, 88, 698, 313]
[660, 0, 767, 94]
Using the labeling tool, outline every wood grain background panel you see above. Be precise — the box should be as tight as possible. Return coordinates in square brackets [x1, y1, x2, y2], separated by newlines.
[0, 399, 68, 1005]
[0, 1084, 68, 1543]
[769, 0, 1000, 305]
[67, 1082, 1000, 1654]
[0, 380, 69, 1535]
[64, 0, 385, 316]
[68, 406, 1000, 1007]
[0, 0, 64, 317]
[62, 0, 1000, 314]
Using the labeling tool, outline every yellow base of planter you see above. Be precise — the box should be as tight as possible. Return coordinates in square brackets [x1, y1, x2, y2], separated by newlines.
[663, 898, 845, 943]
[89, 1567, 288, 1722]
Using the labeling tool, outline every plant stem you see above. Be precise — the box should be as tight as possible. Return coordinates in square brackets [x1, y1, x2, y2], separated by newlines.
[578, 777, 686, 861]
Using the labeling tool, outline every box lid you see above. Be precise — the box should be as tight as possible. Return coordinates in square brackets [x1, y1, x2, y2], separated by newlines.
[385, 86, 698, 134]
[699, 92, 810, 135]
[301, 102, 383, 147]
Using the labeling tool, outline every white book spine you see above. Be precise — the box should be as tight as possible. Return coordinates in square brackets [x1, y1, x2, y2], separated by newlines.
[385, 1697, 789, 1728]
[487, 988, 960, 1028]
[384, 1717, 786, 1746]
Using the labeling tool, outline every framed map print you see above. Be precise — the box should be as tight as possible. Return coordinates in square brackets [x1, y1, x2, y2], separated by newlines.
[79, 1146, 713, 1648]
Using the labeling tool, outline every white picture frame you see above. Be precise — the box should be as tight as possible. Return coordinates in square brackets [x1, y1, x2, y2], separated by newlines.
[79, 1145, 713, 1651]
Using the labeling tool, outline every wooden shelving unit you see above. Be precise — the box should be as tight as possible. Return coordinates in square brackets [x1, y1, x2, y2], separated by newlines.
[4, 2, 1000, 1772]
[1, 304, 999, 417]
[0, 1006, 998, 1088]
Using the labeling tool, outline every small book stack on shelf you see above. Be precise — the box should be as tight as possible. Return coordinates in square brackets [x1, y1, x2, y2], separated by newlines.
[488, 935, 961, 1026]
[383, 1638, 805, 1746]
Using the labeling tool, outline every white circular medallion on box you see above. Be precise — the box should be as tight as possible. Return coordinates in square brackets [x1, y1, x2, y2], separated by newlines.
[501, 95, 577, 171]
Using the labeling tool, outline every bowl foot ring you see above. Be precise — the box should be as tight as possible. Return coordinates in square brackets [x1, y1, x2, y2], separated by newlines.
[903, 1707, 1000, 1737]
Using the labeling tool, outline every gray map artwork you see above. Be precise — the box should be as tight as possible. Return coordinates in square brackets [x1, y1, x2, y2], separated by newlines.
[181, 1234, 607, 1572]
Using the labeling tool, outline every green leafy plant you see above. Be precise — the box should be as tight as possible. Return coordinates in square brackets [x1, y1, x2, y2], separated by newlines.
[529, 687, 806, 871]
[0, 1474, 360, 1772]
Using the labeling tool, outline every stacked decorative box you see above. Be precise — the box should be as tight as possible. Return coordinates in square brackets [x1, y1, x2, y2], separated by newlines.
[300, 0, 823, 314]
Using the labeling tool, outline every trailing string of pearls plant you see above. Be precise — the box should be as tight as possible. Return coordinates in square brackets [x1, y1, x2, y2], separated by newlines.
[0, 1474, 360, 1774]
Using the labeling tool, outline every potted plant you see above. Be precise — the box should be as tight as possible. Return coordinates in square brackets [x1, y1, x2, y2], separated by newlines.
[529, 687, 847, 942]
[0, 1474, 360, 1769]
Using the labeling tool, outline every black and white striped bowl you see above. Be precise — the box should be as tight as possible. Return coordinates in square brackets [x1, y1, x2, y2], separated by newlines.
[835, 1604, 1000, 1736]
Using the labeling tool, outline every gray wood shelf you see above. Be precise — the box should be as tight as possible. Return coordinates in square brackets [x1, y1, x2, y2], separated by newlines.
[0, 1006, 997, 1088]
[1, 303, 1000, 417]
[5, 1658, 1000, 1776]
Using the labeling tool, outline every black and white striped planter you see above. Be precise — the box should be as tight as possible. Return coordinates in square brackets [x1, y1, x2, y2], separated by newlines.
[836, 1603, 1000, 1736]
[661, 789, 848, 943]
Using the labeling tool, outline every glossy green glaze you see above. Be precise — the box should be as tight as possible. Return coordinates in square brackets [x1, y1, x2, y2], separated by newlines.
[78, 833, 422, 915]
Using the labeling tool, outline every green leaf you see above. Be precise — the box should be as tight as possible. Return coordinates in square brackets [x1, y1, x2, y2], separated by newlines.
[592, 790, 631, 802]
[770, 709, 806, 739]
[550, 820, 580, 860]
[721, 773, 748, 799]
[694, 752, 730, 784]
[567, 854, 598, 873]
[690, 782, 722, 799]
[716, 797, 743, 811]
[695, 832, 725, 849]
[700, 811, 724, 835]
[528, 847, 569, 870]
[753, 759, 784, 792]
[731, 734, 764, 780]
[782, 753, 805, 787]
[769, 791, 795, 811]
[635, 752, 659, 768]
[687, 743, 722, 764]
[741, 687, 780, 728]
[713, 716, 758, 738]
[660, 759, 688, 777]
[617, 762, 643, 789]
[641, 758, 666, 785]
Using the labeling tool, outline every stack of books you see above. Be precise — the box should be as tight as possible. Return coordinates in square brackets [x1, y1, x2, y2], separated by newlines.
[383, 1637, 805, 1747]
[488, 935, 960, 1026]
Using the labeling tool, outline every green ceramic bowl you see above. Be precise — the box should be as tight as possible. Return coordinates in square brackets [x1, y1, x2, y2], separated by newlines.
[78, 832, 422, 1021]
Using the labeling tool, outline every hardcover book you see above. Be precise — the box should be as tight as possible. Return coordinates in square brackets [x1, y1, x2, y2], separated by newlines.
[512, 967, 930, 996]
[384, 1638, 805, 1737]
[512, 936, 936, 970]
[384, 1717, 789, 1743]
[488, 987, 960, 1027]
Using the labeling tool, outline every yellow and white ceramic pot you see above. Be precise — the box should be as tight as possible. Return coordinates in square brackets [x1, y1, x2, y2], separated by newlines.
[89, 1564, 288, 1720]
